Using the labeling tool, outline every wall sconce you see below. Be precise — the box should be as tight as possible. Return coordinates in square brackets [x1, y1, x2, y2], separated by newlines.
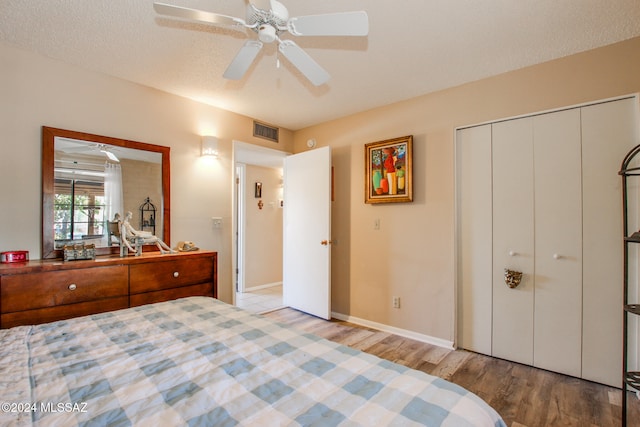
[201, 136, 219, 157]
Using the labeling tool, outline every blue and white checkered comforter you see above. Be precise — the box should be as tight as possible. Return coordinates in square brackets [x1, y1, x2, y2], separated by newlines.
[0, 297, 505, 426]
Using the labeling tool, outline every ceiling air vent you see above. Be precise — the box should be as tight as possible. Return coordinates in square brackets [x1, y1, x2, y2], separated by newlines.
[253, 121, 279, 143]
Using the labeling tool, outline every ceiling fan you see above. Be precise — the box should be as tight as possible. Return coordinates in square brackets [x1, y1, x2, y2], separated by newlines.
[56, 139, 121, 162]
[153, 0, 369, 86]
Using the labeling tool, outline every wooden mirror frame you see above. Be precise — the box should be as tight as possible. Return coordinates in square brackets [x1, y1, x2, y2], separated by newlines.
[42, 126, 170, 259]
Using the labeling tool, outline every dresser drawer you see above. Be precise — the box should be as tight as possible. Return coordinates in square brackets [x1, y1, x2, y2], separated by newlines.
[1, 297, 129, 329]
[130, 256, 214, 294]
[130, 282, 214, 307]
[1, 265, 128, 313]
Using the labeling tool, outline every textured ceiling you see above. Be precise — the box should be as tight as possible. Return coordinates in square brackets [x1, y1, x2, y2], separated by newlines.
[1, 0, 639, 130]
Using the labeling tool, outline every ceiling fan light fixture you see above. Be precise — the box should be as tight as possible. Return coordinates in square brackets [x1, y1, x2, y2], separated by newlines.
[258, 24, 277, 43]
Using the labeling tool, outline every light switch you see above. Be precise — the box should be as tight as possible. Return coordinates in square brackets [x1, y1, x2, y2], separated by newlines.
[212, 217, 222, 229]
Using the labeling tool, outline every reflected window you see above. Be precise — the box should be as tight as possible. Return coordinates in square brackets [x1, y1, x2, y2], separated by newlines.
[54, 166, 106, 248]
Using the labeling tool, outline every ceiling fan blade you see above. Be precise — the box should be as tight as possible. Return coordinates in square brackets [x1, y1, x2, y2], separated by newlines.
[153, 2, 246, 27]
[223, 40, 264, 80]
[99, 147, 120, 163]
[278, 40, 330, 86]
[288, 11, 368, 36]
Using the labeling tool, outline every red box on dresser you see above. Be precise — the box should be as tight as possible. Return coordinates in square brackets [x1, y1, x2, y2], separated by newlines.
[1, 251, 29, 263]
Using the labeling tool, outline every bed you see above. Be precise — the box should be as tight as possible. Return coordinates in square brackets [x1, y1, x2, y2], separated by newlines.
[0, 297, 505, 426]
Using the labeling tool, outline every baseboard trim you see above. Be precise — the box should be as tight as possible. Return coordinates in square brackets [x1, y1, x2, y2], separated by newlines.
[242, 282, 282, 292]
[330, 311, 454, 350]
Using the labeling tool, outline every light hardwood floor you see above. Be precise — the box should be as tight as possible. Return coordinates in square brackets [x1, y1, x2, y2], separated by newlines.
[263, 308, 640, 427]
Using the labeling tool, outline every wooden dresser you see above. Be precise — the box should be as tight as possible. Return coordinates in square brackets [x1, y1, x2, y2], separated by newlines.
[0, 250, 217, 329]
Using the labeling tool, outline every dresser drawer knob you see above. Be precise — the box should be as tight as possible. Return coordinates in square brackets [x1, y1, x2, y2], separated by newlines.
[173, 272, 179, 278]
[68, 284, 77, 291]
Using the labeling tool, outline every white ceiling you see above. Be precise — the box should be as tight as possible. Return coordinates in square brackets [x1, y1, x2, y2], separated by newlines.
[1, 1, 639, 131]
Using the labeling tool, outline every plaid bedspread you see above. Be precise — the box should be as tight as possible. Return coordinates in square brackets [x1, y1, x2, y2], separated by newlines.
[0, 297, 505, 426]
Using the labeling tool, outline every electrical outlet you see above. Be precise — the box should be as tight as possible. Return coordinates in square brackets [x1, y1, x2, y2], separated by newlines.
[392, 296, 400, 309]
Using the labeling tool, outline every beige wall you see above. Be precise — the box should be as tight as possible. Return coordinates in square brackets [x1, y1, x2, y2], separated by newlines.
[121, 159, 163, 238]
[293, 37, 640, 343]
[2, 35, 640, 345]
[0, 40, 293, 304]
[243, 165, 283, 289]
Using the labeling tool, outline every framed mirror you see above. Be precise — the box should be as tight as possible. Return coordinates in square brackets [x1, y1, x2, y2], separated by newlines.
[42, 127, 170, 259]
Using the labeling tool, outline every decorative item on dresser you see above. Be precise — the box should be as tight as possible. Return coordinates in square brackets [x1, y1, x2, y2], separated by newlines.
[0, 250, 29, 263]
[62, 242, 96, 261]
[0, 251, 217, 329]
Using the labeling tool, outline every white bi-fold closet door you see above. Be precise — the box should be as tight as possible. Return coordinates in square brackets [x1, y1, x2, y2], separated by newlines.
[492, 109, 583, 377]
[457, 96, 639, 387]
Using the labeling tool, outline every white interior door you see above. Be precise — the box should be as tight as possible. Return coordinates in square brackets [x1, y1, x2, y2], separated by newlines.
[533, 109, 582, 378]
[457, 124, 493, 355]
[235, 164, 246, 293]
[283, 146, 332, 319]
[491, 117, 535, 366]
[581, 97, 637, 386]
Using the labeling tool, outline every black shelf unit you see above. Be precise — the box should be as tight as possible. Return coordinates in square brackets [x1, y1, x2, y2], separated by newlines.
[139, 197, 157, 236]
[620, 144, 640, 426]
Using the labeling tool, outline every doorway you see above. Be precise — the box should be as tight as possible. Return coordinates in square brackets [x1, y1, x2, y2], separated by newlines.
[233, 141, 287, 313]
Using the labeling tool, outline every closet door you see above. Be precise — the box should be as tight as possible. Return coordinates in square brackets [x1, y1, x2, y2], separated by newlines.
[457, 124, 492, 354]
[533, 109, 582, 377]
[457, 96, 638, 385]
[582, 97, 637, 386]
[492, 117, 535, 365]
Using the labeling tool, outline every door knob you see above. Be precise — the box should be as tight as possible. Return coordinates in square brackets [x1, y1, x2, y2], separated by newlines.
[320, 240, 333, 246]
[553, 253, 561, 260]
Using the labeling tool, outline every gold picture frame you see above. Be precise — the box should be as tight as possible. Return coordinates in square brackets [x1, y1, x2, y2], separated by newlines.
[365, 135, 413, 204]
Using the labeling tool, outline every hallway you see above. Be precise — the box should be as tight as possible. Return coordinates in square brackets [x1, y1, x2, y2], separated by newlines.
[236, 284, 283, 314]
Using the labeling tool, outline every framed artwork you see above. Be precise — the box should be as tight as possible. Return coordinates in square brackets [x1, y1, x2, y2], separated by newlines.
[364, 135, 413, 204]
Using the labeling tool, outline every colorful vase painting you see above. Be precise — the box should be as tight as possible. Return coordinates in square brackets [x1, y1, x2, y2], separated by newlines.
[372, 169, 382, 190]
[365, 135, 412, 204]
[370, 144, 407, 196]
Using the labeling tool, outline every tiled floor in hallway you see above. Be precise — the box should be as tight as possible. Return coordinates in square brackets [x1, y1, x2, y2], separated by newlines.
[236, 284, 283, 314]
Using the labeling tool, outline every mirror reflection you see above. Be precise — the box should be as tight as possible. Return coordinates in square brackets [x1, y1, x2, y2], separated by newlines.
[53, 138, 163, 249]
[42, 127, 170, 259]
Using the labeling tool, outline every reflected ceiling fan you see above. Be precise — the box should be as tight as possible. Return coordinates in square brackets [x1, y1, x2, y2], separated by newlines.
[153, 0, 369, 86]
[56, 139, 121, 162]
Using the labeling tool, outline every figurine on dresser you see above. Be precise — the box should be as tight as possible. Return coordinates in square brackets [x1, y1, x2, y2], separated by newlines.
[117, 211, 174, 255]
